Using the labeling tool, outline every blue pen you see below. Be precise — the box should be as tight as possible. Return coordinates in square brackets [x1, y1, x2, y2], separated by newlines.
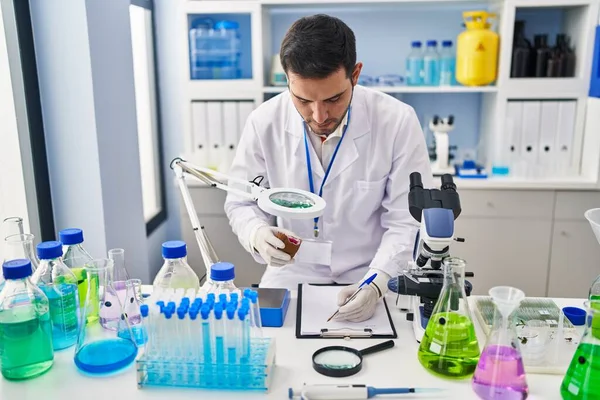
[327, 272, 377, 322]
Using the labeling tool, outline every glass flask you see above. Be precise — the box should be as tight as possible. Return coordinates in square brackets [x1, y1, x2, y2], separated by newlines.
[116, 279, 146, 345]
[74, 259, 137, 374]
[472, 286, 528, 399]
[0, 259, 54, 380]
[100, 249, 140, 330]
[31, 241, 80, 350]
[1, 217, 24, 290]
[153, 241, 200, 290]
[60, 228, 94, 320]
[418, 257, 481, 379]
[560, 300, 600, 399]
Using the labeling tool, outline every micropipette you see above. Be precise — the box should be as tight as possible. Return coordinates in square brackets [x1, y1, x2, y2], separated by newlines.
[288, 384, 443, 400]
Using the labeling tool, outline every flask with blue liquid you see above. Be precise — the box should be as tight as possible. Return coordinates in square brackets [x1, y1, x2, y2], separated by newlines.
[423, 40, 440, 86]
[406, 41, 424, 86]
[439, 40, 456, 86]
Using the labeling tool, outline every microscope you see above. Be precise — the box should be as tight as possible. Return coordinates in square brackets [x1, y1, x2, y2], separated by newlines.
[388, 172, 473, 342]
[429, 115, 457, 176]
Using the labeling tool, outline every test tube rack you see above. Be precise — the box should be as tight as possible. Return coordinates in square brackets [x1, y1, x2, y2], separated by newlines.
[136, 337, 276, 391]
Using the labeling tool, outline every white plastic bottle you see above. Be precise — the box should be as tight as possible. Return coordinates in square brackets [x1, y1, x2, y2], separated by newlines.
[406, 41, 424, 86]
[439, 40, 456, 86]
[423, 40, 440, 86]
[153, 241, 200, 290]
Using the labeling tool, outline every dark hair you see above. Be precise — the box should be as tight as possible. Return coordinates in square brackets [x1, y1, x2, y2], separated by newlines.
[280, 14, 356, 79]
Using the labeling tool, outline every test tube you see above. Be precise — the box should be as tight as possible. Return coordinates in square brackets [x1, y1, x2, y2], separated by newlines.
[250, 291, 263, 337]
[201, 306, 212, 364]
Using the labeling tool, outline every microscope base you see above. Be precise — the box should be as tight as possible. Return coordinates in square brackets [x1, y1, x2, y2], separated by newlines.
[409, 303, 430, 343]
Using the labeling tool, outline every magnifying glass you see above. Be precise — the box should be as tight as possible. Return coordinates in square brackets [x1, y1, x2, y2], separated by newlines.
[258, 188, 326, 220]
[312, 340, 395, 377]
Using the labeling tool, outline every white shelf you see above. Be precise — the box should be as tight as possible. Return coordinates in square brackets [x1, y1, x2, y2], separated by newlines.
[450, 176, 600, 190]
[502, 78, 588, 99]
[187, 80, 260, 101]
[261, 0, 491, 5]
[263, 85, 498, 94]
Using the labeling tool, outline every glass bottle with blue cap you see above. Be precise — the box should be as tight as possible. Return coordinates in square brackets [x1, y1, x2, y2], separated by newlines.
[31, 241, 80, 350]
[0, 259, 54, 380]
[207, 262, 237, 294]
[153, 241, 200, 290]
[60, 228, 93, 311]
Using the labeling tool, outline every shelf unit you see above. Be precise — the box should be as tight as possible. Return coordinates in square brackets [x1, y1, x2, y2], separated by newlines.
[178, 0, 600, 190]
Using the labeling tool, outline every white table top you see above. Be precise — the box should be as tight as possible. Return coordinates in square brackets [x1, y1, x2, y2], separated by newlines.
[0, 290, 587, 400]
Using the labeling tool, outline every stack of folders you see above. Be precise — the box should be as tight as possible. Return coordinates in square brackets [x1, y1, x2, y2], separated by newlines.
[190, 100, 255, 173]
[495, 100, 577, 179]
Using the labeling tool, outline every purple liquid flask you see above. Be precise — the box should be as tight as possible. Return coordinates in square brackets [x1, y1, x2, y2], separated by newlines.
[100, 249, 140, 330]
[472, 286, 529, 400]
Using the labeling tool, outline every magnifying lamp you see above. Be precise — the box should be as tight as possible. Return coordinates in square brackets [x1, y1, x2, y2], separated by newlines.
[170, 158, 326, 279]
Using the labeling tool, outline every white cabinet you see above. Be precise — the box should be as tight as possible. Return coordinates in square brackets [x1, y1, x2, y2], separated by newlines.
[547, 221, 600, 298]
[180, 188, 265, 287]
[453, 218, 552, 297]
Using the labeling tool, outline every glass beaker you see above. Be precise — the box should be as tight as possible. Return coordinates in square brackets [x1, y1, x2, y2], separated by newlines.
[560, 300, 600, 399]
[2, 217, 24, 238]
[74, 259, 138, 374]
[518, 319, 549, 365]
[417, 257, 480, 379]
[3, 233, 40, 273]
[100, 249, 140, 330]
[0, 259, 54, 380]
[472, 286, 528, 399]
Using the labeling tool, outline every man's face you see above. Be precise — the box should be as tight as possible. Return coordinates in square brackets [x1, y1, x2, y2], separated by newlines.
[288, 64, 362, 136]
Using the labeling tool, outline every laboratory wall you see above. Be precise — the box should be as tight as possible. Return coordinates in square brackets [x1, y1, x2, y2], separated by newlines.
[28, 0, 153, 281]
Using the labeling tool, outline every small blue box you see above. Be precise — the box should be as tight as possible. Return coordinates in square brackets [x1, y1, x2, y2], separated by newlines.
[252, 288, 290, 328]
[590, 25, 600, 98]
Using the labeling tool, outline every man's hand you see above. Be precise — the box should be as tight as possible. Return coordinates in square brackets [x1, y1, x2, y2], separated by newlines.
[335, 269, 390, 322]
[251, 226, 297, 267]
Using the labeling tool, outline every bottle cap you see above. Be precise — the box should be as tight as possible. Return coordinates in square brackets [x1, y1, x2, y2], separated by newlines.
[427, 40, 437, 47]
[140, 305, 149, 317]
[37, 241, 63, 260]
[411, 41, 422, 48]
[219, 293, 228, 303]
[59, 228, 84, 245]
[442, 40, 453, 47]
[227, 306, 236, 320]
[2, 259, 33, 280]
[210, 262, 235, 281]
[162, 241, 187, 259]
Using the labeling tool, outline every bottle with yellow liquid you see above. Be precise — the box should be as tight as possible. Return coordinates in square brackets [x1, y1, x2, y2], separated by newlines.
[418, 257, 481, 379]
[456, 11, 499, 86]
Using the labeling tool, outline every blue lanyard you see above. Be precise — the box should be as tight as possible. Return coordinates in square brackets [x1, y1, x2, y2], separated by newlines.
[303, 107, 351, 237]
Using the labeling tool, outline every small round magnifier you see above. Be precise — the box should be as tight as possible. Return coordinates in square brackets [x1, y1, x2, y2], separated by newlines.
[312, 340, 395, 377]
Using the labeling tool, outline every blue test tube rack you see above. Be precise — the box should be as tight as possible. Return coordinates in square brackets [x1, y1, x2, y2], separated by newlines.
[135, 290, 275, 392]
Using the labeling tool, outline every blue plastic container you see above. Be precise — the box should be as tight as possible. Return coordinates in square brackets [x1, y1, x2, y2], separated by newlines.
[212, 20, 241, 79]
[189, 18, 214, 80]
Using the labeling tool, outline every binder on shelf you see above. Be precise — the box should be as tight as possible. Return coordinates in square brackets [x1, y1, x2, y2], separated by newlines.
[538, 101, 559, 177]
[520, 101, 542, 178]
[555, 101, 577, 177]
[590, 25, 600, 98]
[296, 283, 397, 339]
[221, 101, 239, 173]
[505, 101, 524, 177]
[191, 101, 208, 167]
[238, 101, 255, 139]
[206, 101, 224, 171]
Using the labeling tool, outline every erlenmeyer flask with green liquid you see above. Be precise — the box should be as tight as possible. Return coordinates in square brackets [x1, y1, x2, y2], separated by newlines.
[417, 257, 481, 379]
[560, 300, 600, 399]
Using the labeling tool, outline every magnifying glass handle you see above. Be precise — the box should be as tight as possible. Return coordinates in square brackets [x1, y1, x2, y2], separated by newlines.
[358, 340, 395, 357]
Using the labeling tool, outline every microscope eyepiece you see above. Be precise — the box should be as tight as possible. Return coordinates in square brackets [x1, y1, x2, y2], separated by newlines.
[440, 174, 456, 191]
[410, 172, 423, 190]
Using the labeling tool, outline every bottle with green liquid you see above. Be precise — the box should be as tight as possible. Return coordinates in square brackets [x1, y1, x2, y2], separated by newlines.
[560, 300, 600, 399]
[0, 259, 54, 380]
[417, 257, 481, 379]
[60, 228, 98, 323]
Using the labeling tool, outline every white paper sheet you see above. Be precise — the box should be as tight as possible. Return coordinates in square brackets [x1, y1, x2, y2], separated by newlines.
[299, 284, 394, 336]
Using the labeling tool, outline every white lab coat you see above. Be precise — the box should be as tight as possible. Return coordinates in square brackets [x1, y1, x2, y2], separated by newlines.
[224, 85, 434, 289]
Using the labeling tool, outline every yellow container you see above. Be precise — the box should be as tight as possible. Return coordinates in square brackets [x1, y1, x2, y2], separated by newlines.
[456, 11, 499, 86]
